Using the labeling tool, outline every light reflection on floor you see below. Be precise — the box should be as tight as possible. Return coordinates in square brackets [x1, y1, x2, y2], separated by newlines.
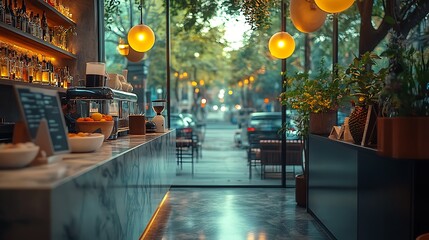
[143, 188, 332, 240]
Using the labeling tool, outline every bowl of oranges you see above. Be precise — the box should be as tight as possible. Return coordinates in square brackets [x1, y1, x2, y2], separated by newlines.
[68, 132, 105, 153]
[75, 113, 114, 140]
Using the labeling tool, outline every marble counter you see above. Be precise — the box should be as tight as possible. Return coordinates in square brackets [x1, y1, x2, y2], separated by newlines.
[0, 131, 176, 240]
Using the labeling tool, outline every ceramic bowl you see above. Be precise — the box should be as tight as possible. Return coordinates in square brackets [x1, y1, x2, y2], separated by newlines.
[75, 121, 114, 140]
[0, 143, 40, 168]
[68, 133, 105, 153]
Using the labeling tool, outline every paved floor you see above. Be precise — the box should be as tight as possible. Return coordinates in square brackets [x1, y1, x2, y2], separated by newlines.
[173, 120, 302, 187]
[143, 188, 332, 240]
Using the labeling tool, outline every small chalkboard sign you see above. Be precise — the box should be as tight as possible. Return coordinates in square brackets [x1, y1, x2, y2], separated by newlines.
[14, 85, 70, 161]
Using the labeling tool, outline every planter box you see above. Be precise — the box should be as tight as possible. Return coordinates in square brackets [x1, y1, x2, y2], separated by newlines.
[377, 117, 429, 159]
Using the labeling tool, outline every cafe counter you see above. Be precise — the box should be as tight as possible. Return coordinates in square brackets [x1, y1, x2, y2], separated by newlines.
[0, 131, 176, 240]
[308, 134, 429, 240]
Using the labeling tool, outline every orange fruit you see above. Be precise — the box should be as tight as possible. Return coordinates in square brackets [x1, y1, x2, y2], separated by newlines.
[91, 113, 103, 121]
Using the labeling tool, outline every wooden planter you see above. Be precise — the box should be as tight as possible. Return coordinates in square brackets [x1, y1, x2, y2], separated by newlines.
[377, 117, 429, 159]
[309, 111, 337, 136]
[295, 174, 307, 207]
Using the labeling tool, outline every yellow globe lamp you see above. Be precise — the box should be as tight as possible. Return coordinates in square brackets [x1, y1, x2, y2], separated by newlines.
[314, 0, 355, 13]
[290, 0, 327, 33]
[127, 24, 155, 53]
[117, 37, 130, 56]
[268, 32, 295, 59]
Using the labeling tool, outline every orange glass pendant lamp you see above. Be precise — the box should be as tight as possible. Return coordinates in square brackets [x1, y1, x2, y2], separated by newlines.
[314, 0, 355, 13]
[117, 37, 130, 56]
[127, 0, 155, 52]
[290, 0, 327, 33]
[268, 32, 295, 59]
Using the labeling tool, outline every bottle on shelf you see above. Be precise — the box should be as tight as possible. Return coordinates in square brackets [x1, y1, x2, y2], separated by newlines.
[8, 0, 14, 27]
[0, 0, 5, 23]
[0, 46, 10, 79]
[21, 0, 28, 32]
[4, 0, 11, 25]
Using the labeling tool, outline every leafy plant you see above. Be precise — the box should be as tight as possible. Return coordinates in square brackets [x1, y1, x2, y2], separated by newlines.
[344, 51, 387, 107]
[280, 59, 348, 138]
[379, 31, 429, 117]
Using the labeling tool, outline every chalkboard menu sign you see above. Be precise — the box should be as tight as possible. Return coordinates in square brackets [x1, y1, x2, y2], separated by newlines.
[14, 86, 70, 155]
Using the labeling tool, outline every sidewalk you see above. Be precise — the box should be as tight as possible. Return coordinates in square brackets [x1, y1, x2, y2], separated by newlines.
[172, 117, 301, 186]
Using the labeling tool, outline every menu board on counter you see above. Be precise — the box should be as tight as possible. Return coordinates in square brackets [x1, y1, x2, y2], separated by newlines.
[14, 85, 70, 156]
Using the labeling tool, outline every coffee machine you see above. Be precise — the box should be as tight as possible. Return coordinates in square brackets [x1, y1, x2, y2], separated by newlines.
[66, 87, 138, 139]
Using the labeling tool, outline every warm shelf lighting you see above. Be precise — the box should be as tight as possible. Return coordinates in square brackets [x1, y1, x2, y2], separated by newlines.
[127, 0, 155, 53]
[117, 38, 130, 56]
[314, 0, 354, 13]
[268, 32, 295, 59]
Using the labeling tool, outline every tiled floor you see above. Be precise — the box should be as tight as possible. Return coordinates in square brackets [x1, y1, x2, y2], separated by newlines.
[143, 188, 332, 240]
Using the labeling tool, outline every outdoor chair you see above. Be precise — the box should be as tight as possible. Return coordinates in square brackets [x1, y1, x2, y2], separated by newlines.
[259, 139, 303, 179]
[176, 128, 195, 174]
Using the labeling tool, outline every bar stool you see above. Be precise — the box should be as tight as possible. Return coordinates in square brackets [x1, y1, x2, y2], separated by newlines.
[417, 233, 429, 240]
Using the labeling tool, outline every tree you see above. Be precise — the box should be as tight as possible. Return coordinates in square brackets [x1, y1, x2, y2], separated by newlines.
[358, 0, 429, 54]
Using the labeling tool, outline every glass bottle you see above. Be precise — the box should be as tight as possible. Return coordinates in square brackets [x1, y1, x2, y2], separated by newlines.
[0, 0, 5, 23]
[0, 46, 10, 79]
[42, 11, 49, 42]
[21, 0, 27, 32]
[4, 0, 11, 25]
[41, 55, 49, 84]
[21, 54, 28, 82]
[9, 0, 14, 27]
[27, 55, 33, 83]
[34, 56, 42, 84]
[14, 0, 20, 30]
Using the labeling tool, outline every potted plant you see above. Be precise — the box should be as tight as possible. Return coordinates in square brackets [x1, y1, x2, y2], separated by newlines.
[377, 31, 429, 159]
[280, 59, 348, 207]
[344, 51, 387, 145]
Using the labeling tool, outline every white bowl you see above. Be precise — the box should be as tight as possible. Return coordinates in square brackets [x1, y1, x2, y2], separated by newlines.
[0, 144, 40, 169]
[68, 133, 104, 153]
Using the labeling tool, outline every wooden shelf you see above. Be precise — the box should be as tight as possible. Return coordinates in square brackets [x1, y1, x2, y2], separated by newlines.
[0, 79, 67, 93]
[26, 0, 76, 27]
[0, 22, 76, 60]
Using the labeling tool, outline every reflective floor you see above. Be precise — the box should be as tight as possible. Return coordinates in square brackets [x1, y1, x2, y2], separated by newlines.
[143, 188, 332, 240]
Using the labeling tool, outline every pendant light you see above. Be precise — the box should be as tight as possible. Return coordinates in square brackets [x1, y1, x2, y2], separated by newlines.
[290, 0, 327, 33]
[314, 0, 354, 13]
[127, 0, 155, 53]
[117, 37, 130, 56]
[268, 31, 296, 59]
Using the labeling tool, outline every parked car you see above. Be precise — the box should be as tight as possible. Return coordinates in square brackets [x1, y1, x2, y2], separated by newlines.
[170, 113, 190, 130]
[237, 111, 298, 148]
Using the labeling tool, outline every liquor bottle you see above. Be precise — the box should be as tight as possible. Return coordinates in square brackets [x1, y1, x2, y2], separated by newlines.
[21, 54, 28, 82]
[27, 55, 33, 83]
[21, 0, 27, 32]
[8, 0, 14, 27]
[27, 11, 33, 35]
[42, 11, 50, 42]
[0, 46, 10, 79]
[13, 0, 20, 29]
[41, 56, 49, 84]
[4, 0, 11, 25]
[0, 0, 5, 23]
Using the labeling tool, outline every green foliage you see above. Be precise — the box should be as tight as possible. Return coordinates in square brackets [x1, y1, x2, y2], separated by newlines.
[380, 31, 429, 117]
[344, 52, 387, 106]
[280, 59, 348, 137]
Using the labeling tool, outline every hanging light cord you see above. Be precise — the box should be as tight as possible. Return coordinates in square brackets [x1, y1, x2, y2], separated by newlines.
[139, 0, 144, 24]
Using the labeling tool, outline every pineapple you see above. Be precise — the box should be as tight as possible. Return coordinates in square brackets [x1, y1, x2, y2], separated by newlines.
[348, 106, 368, 144]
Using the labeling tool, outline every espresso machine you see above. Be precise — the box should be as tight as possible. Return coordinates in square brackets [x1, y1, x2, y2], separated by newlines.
[66, 87, 138, 139]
